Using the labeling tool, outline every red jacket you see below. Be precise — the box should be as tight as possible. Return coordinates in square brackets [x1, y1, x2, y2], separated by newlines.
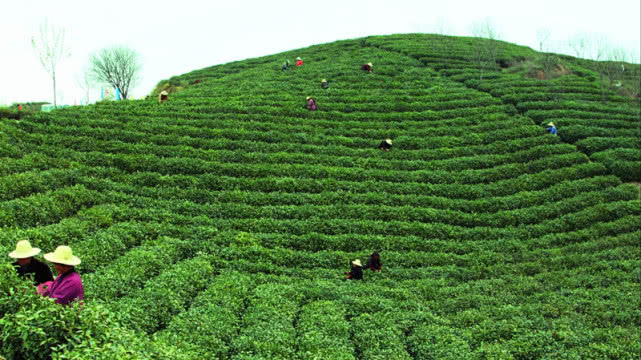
[296, 60, 303, 66]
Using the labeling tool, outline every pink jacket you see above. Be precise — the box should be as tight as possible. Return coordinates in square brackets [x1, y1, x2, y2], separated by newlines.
[47, 270, 84, 306]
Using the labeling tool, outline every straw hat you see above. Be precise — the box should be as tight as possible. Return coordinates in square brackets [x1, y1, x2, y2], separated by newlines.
[306, 96, 312, 100]
[368, 62, 373, 67]
[352, 259, 362, 267]
[321, 79, 327, 82]
[297, 57, 302, 60]
[547, 122, 555, 126]
[44, 246, 81, 266]
[385, 139, 392, 145]
[8, 240, 41, 259]
[160, 91, 169, 96]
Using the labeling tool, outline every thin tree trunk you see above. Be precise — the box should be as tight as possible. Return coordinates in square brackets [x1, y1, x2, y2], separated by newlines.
[53, 70, 57, 108]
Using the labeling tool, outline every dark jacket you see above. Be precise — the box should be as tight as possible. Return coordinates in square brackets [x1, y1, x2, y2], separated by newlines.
[361, 64, 372, 72]
[379, 141, 392, 151]
[13, 258, 54, 286]
[348, 265, 363, 280]
[366, 255, 382, 271]
[321, 81, 329, 89]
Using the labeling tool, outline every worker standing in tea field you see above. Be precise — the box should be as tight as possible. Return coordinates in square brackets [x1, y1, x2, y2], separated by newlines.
[546, 122, 557, 135]
[40, 246, 84, 306]
[379, 139, 392, 151]
[296, 57, 303, 67]
[158, 90, 169, 104]
[282, 59, 290, 70]
[361, 62, 373, 72]
[366, 252, 382, 272]
[306, 96, 317, 111]
[8, 240, 54, 286]
[321, 78, 329, 89]
[347, 259, 363, 280]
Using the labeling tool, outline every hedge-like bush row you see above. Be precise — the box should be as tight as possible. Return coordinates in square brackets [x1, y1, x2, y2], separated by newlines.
[112, 255, 214, 334]
[296, 301, 355, 359]
[83, 237, 196, 300]
[0, 185, 103, 228]
[351, 312, 413, 360]
[155, 271, 253, 359]
[232, 283, 301, 359]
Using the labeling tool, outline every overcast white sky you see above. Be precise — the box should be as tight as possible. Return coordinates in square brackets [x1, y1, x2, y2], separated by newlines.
[1, 0, 639, 105]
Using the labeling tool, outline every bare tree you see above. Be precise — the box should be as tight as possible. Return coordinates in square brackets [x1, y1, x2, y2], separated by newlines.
[76, 68, 94, 105]
[471, 18, 501, 80]
[89, 46, 141, 100]
[536, 28, 558, 80]
[536, 28, 551, 52]
[568, 32, 590, 58]
[31, 19, 71, 108]
[603, 48, 627, 89]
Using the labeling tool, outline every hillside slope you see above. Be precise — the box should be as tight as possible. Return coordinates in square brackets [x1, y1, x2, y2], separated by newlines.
[1, 34, 640, 359]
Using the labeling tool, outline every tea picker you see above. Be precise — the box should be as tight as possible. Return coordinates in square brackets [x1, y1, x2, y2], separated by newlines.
[545, 122, 557, 135]
[158, 90, 169, 104]
[8, 240, 53, 286]
[361, 62, 373, 72]
[379, 138, 392, 151]
[366, 252, 382, 272]
[41, 245, 84, 306]
[346, 259, 363, 280]
[306, 96, 317, 111]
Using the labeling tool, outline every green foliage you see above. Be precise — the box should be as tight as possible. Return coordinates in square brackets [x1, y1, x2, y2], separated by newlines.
[0, 34, 638, 358]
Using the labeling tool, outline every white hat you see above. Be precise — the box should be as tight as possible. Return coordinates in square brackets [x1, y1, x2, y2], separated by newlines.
[385, 139, 392, 145]
[306, 96, 312, 100]
[297, 57, 302, 60]
[8, 240, 41, 259]
[352, 259, 362, 267]
[321, 79, 327, 82]
[547, 122, 555, 126]
[44, 246, 81, 266]
[368, 62, 373, 67]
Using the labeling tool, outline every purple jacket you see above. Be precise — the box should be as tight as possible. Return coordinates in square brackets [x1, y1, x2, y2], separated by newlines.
[48, 270, 83, 306]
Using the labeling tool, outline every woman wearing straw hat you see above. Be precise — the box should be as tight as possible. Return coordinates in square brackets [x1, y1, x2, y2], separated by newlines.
[306, 96, 317, 111]
[346, 259, 363, 280]
[158, 90, 169, 104]
[321, 78, 329, 89]
[361, 62, 373, 72]
[8, 240, 53, 286]
[42, 246, 84, 306]
[296, 57, 303, 67]
[378, 138, 392, 151]
[545, 122, 557, 135]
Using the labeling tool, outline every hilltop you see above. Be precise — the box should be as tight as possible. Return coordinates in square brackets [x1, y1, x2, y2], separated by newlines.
[0, 34, 639, 359]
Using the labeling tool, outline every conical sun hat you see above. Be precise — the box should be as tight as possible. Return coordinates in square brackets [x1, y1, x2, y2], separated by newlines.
[44, 246, 81, 266]
[352, 259, 362, 267]
[160, 91, 169, 96]
[306, 96, 312, 100]
[385, 139, 392, 145]
[547, 122, 555, 126]
[321, 79, 327, 82]
[297, 57, 302, 60]
[8, 240, 41, 259]
[368, 62, 373, 66]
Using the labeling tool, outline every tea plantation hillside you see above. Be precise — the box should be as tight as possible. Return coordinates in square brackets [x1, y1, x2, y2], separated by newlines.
[1, 34, 640, 359]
